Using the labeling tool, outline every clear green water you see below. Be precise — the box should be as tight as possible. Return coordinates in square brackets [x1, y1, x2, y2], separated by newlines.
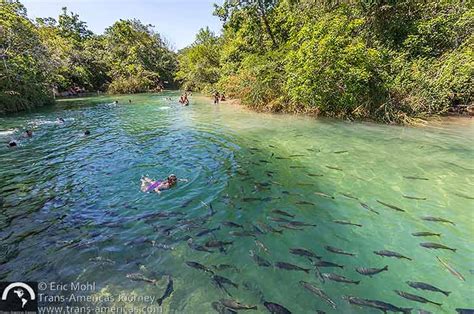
[0, 92, 472, 313]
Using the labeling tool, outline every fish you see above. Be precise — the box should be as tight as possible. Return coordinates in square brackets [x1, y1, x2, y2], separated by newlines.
[268, 216, 292, 223]
[404, 176, 429, 180]
[290, 166, 306, 169]
[377, 200, 405, 212]
[271, 209, 295, 218]
[295, 200, 315, 206]
[412, 232, 441, 237]
[314, 260, 344, 269]
[212, 275, 239, 289]
[326, 166, 342, 171]
[259, 160, 270, 163]
[314, 192, 334, 199]
[325, 246, 355, 256]
[229, 230, 256, 237]
[307, 173, 323, 177]
[334, 220, 362, 227]
[196, 226, 221, 237]
[212, 264, 239, 272]
[340, 193, 358, 200]
[289, 154, 305, 157]
[453, 193, 474, 200]
[252, 224, 266, 235]
[263, 301, 291, 314]
[300, 281, 336, 309]
[420, 242, 456, 252]
[289, 248, 321, 260]
[356, 265, 388, 276]
[157, 276, 174, 306]
[222, 221, 244, 229]
[374, 250, 412, 260]
[255, 240, 269, 253]
[288, 221, 316, 227]
[279, 223, 304, 230]
[185, 261, 214, 274]
[249, 250, 271, 267]
[220, 299, 257, 310]
[275, 262, 310, 273]
[360, 202, 379, 214]
[421, 216, 455, 225]
[188, 239, 214, 253]
[257, 221, 283, 234]
[334, 150, 348, 154]
[395, 290, 442, 306]
[242, 197, 262, 202]
[456, 309, 474, 314]
[343, 296, 412, 313]
[275, 157, 290, 160]
[125, 273, 158, 285]
[205, 240, 233, 248]
[212, 301, 237, 314]
[321, 273, 359, 284]
[89, 257, 115, 265]
[403, 195, 427, 200]
[406, 281, 450, 296]
[437, 256, 465, 281]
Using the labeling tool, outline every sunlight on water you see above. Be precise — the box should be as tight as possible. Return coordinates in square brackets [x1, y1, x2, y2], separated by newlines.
[0, 92, 472, 313]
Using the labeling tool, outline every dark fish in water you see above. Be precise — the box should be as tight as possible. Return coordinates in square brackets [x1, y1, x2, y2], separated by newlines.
[404, 176, 429, 180]
[334, 220, 362, 227]
[343, 296, 412, 313]
[289, 154, 305, 157]
[263, 301, 291, 314]
[279, 223, 304, 230]
[360, 202, 379, 214]
[403, 195, 427, 200]
[321, 273, 359, 284]
[157, 276, 174, 306]
[377, 200, 405, 212]
[307, 173, 323, 177]
[406, 281, 450, 296]
[300, 281, 336, 309]
[316, 311, 326, 314]
[242, 197, 262, 202]
[205, 240, 233, 248]
[252, 224, 266, 235]
[259, 160, 270, 163]
[295, 200, 315, 206]
[395, 290, 442, 306]
[437, 256, 465, 281]
[222, 221, 244, 229]
[340, 193, 358, 200]
[269, 144, 276, 148]
[257, 221, 283, 234]
[220, 299, 257, 310]
[275, 157, 290, 160]
[374, 250, 412, 260]
[325, 246, 355, 256]
[212, 275, 239, 289]
[356, 265, 388, 276]
[453, 192, 474, 200]
[456, 309, 474, 314]
[126, 273, 158, 285]
[314, 260, 344, 269]
[271, 209, 295, 218]
[249, 250, 271, 267]
[212, 301, 237, 314]
[334, 150, 348, 154]
[212, 264, 239, 272]
[290, 166, 306, 169]
[229, 230, 256, 237]
[196, 226, 221, 237]
[275, 262, 310, 273]
[412, 232, 441, 237]
[326, 165, 343, 171]
[288, 220, 316, 227]
[186, 261, 214, 274]
[268, 216, 292, 223]
[421, 216, 455, 225]
[314, 192, 334, 199]
[188, 239, 214, 253]
[420, 242, 456, 252]
[289, 248, 321, 260]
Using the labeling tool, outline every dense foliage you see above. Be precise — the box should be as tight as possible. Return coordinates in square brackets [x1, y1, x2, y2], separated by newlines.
[0, 1, 177, 114]
[177, 0, 473, 123]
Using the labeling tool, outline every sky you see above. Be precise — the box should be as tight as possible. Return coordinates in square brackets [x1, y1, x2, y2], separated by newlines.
[23, 0, 223, 50]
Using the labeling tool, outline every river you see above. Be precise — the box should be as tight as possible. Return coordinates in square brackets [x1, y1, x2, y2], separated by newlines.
[0, 92, 472, 313]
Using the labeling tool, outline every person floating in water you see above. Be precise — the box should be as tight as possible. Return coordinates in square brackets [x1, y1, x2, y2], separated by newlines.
[8, 140, 17, 148]
[84, 130, 91, 136]
[140, 174, 186, 194]
[220, 92, 226, 102]
[57, 118, 65, 123]
[23, 130, 33, 138]
[213, 91, 220, 104]
[179, 93, 189, 106]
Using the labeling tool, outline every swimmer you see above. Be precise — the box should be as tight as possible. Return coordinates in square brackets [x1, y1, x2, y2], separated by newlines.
[84, 130, 91, 136]
[23, 130, 33, 138]
[140, 174, 187, 194]
[8, 140, 17, 148]
[129, 99, 132, 103]
[114, 100, 118, 104]
[57, 118, 65, 123]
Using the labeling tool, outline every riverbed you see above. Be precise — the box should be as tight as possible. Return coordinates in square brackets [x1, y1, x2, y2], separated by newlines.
[0, 92, 472, 313]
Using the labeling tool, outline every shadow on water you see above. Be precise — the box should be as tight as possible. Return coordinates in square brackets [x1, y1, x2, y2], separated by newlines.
[0, 92, 472, 313]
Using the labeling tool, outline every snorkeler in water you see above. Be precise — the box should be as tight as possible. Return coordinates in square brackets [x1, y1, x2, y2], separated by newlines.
[140, 174, 187, 194]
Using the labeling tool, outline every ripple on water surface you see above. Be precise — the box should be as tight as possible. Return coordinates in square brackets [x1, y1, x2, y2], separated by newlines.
[0, 92, 473, 313]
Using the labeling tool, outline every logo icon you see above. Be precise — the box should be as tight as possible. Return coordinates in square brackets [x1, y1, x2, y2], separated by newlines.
[0, 282, 38, 312]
